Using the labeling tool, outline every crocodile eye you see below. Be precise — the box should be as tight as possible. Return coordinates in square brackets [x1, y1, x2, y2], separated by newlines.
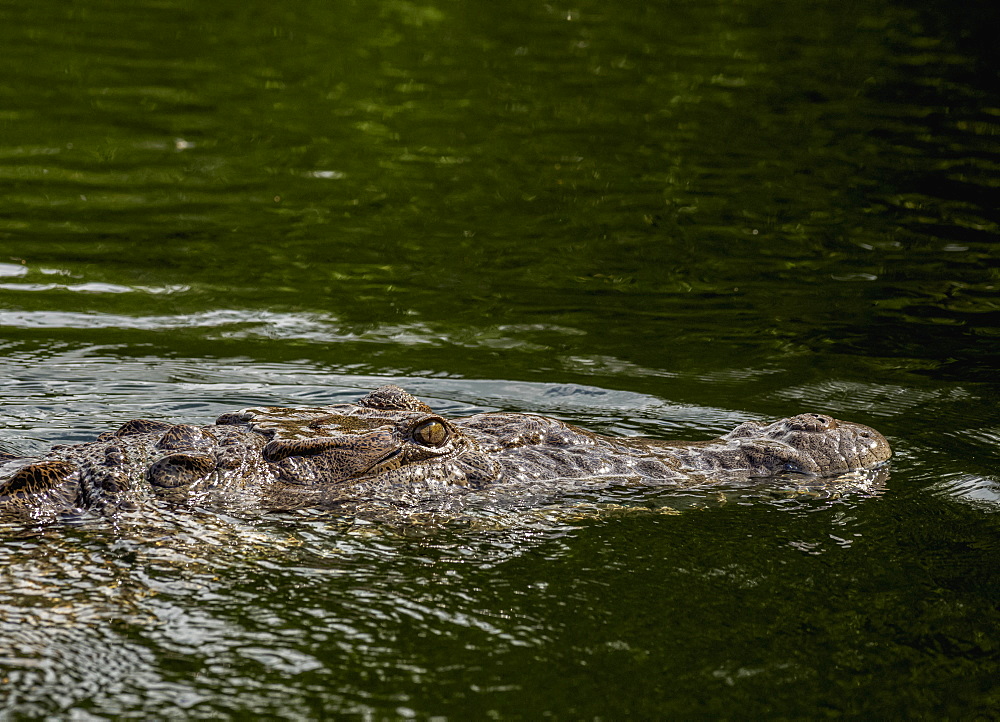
[413, 419, 448, 447]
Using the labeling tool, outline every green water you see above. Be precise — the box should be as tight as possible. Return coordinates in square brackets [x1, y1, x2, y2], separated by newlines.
[1, 0, 999, 716]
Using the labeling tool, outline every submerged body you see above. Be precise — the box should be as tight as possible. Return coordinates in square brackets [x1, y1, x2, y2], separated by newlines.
[0, 386, 892, 522]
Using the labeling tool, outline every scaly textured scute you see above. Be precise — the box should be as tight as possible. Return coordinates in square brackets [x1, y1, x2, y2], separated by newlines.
[147, 453, 217, 489]
[1, 461, 78, 497]
[115, 419, 174, 437]
[0, 461, 82, 515]
[156, 424, 211, 451]
[357, 385, 434, 413]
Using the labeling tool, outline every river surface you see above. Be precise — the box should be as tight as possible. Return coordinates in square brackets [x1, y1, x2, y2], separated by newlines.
[1, 0, 999, 717]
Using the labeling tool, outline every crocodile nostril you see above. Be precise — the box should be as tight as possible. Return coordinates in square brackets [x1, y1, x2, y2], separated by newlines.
[786, 414, 837, 432]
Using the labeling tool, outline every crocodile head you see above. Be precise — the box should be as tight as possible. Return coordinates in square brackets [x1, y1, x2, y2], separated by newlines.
[720, 412, 891, 475]
[230, 392, 891, 495]
[0, 387, 893, 521]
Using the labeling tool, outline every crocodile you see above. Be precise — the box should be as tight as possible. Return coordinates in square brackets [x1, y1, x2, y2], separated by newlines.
[0, 385, 891, 523]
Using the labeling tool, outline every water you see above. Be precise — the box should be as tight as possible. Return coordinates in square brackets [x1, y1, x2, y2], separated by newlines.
[1, 0, 999, 716]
